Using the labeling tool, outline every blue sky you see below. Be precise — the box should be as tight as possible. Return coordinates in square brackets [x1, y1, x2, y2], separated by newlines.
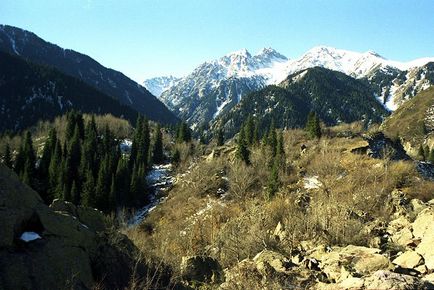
[2, 0, 434, 82]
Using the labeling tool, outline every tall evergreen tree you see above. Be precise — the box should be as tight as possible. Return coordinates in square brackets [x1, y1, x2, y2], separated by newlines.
[177, 122, 191, 143]
[244, 115, 255, 145]
[268, 122, 278, 157]
[236, 127, 250, 165]
[267, 159, 280, 199]
[152, 124, 164, 164]
[81, 167, 96, 207]
[48, 139, 63, 202]
[95, 156, 111, 213]
[216, 129, 224, 146]
[306, 111, 321, 139]
[38, 128, 57, 203]
[3, 143, 12, 168]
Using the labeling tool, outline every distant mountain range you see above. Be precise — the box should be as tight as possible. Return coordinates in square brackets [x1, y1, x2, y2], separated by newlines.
[144, 46, 434, 128]
[0, 25, 178, 125]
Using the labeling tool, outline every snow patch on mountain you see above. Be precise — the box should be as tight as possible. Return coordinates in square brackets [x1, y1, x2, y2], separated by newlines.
[143, 76, 181, 97]
[145, 46, 434, 127]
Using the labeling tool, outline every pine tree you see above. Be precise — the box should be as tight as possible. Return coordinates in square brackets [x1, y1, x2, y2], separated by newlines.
[113, 159, 130, 207]
[38, 128, 57, 202]
[19, 132, 36, 187]
[253, 122, 260, 145]
[152, 124, 164, 164]
[64, 126, 81, 194]
[418, 145, 425, 160]
[81, 167, 96, 207]
[3, 143, 12, 168]
[172, 149, 181, 166]
[14, 142, 26, 176]
[48, 139, 62, 201]
[236, 127, 250, 165]
[216, 129, 224, 146]
[306, 111, 321, 139]
[71, 181, 80, 205]
[277, 130, 285, 156]
[267, 159, 280, 199]
[268, 122, 278, 157]
[244, 115, 255, 145]
[95, 157, 111, 212]
[129, 164, 146, 206]
[177, 122, 191, 143]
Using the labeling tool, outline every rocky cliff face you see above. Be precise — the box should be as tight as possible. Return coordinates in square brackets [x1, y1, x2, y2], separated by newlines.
[0, 164, 172, 290]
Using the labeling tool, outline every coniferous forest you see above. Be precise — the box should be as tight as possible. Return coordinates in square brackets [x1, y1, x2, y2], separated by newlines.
[6, 110, 166, 213]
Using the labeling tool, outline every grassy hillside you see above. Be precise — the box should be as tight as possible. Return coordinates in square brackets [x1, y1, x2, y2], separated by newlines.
[382, 86, 434, 152]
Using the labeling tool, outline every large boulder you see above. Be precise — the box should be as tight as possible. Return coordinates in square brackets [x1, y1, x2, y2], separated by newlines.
[364, 270, 424, 290]
[392, 251, 423, 269]
[0, 164, 168, 290]
[50, 199, 107, 232]
[253, 250, 296, 275]
[412, 208, 434, 239]
[180, 256, 223, 283]
[310, 245, 392, 281]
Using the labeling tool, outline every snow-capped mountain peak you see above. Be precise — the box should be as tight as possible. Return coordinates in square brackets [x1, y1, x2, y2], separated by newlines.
[144, 46, 434, 127]
[143, 76, 181, 97]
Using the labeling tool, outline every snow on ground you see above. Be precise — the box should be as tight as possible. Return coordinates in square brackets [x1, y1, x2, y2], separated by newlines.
[303, 176, 323, 190]
[119, 139, 132, 153]
[213, 98, 232, 119]
[129, 164, 174, 226]
[20, 232, 41, 242]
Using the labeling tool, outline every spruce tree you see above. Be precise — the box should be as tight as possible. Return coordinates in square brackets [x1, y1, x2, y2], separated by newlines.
[3, 143, 12, 168]
[71, 181, 80, 205]
[306, 111, 321, 139]
[19, 132, 36, 187]
[177, 122, 191, 143]
[267, 159, 280, 199]
[38, 128, 57, 202]
[114, 159, 130, 207]
[268, 123, 278, 157]
[81, 167, 96, 207]
[216, 129, 224, 146]
[152, 124, 164, 164]
[236, 127, 250, 165]
[95, 157, 111, 212]
[244, 115, 255, 145]
[48, 139, 62, 201]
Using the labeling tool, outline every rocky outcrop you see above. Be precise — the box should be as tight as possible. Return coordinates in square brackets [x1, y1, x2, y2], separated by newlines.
[351, 132, 410, 161]
[219, 197, 434, 289]
[181, 255, 223, 283]
[0, 164, 172, 290]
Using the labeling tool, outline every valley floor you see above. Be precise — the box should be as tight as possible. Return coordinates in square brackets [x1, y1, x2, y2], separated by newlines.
[123, 125, 434, 289]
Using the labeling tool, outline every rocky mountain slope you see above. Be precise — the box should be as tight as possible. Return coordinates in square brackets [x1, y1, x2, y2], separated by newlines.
[148, 48, 288, 127]
[145, 46, 434, 127]
[0, 51, 139, 132]
[143, 75, 181, 97]
[0, 164, 174, 289]
[0, 25, 178, 124]
[382, 86, 434, 154]
[214, 67, 389, 137]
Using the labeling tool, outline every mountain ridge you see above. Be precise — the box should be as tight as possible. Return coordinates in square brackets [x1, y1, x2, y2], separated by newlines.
[144, 46, 434, 127]
[0, 24, 178, 124]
